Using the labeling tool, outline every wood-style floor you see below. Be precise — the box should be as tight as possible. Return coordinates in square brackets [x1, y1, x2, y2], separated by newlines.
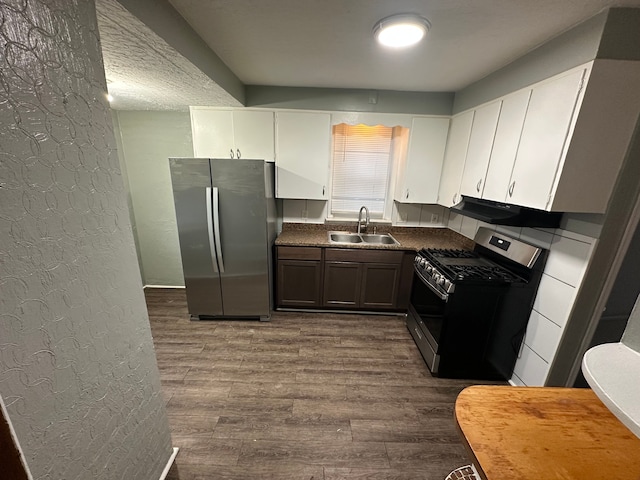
[147, 289, 495, 480]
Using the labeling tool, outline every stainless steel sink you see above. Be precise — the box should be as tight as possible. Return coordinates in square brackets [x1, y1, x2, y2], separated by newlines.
[361, 234, 398, 245]
[327, 231, 398, 245]
[328, 232, 362, 243]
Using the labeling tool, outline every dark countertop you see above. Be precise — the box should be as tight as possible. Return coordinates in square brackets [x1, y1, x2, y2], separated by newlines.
[275, 223, 474, 251]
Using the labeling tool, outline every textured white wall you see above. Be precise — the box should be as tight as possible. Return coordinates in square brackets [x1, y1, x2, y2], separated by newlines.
[114, 111, 192, 286]
[0, 1, 173, 478]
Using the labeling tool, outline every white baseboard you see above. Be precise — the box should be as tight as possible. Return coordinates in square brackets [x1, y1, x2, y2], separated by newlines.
[159, 447, 179, 480]
[144, 285, 185, 289]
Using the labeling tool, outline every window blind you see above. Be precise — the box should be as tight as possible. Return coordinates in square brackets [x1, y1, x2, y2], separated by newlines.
[331, 124, 393, 217]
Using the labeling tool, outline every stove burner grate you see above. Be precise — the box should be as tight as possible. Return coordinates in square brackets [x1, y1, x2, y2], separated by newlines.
[419, 248, 524, 284]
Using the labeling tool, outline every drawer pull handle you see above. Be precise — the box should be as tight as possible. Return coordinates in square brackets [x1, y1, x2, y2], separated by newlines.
[414, 327, 422, 340]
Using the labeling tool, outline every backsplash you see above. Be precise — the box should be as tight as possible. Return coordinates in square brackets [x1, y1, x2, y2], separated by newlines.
[0, 1, 172, 478]
[282, 199, 449, 227]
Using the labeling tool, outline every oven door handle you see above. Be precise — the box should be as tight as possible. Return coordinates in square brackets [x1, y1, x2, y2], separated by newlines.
[414, 267, 449, 302]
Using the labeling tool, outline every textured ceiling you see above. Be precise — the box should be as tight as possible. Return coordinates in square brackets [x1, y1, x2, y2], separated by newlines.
[96, 0, 241, 111]
[98, 0, 640, 110]
[169, 0, 640, 92]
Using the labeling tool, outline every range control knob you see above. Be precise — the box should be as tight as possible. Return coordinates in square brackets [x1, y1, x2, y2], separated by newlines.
[436, 275, 446, 286]
[426, 264, 433, 274]
[443, 279, 452, 291]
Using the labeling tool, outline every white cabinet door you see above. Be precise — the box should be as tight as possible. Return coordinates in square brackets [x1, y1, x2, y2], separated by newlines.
[190, 108, 234, 158]
[482, 89, 531, 202]
[190, 108, 275, 161]
[437, 111, 474, 208]
[395, 117, 449, 204]
[459, 101, 501, 198]
[232, 110, 275, 161]
[275, 111, 331, 200]
[508, 68, 586, 210]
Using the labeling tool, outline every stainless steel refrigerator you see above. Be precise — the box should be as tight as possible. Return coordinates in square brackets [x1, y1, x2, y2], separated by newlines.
[169, 158, 277, 321]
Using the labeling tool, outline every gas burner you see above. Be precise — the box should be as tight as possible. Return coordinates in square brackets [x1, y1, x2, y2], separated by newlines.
[427, 249, 477, 259]
[416, 248, 524, 285]
[449, 265, 521, 282]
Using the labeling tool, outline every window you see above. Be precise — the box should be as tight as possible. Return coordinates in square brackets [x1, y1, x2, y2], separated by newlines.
[330, 124, 401, 219]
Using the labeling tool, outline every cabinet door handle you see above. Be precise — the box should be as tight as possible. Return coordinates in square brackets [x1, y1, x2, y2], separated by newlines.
[414, 327, 423, 340]
[322, 186, 325, 196]
[509, 181, 516, 197]
[406, 189, 409, 199]
[452, 193, 457, 205]
[230, 148, 234, 159]
[237, 149, 241, 159]
[476, 179, 482, 192]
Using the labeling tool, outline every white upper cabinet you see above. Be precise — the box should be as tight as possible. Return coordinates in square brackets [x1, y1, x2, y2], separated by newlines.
[482, 89, 531, 203]
[190, 107, 275, 161]
[275, 111, 331, 200]
[438, 111, 474, 208]
[450, 60, 640, 214]
[191, 109, 233, 158]
[459, 101, 502, 199]
[231, 110, 276, 161]
[395, 117, 450, 204]
[507, 68, 587, 210]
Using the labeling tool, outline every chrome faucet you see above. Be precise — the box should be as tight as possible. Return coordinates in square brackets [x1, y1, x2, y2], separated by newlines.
[357, 206, 370, 234]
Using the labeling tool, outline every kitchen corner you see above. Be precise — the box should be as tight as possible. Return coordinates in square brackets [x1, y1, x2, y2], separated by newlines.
[274, 222, 474, 320]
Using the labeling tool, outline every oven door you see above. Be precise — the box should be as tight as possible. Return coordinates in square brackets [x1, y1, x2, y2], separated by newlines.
[407, 268, 448, 372]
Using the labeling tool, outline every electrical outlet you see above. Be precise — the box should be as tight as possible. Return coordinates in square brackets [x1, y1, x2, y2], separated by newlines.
[431, 214, 439, 223]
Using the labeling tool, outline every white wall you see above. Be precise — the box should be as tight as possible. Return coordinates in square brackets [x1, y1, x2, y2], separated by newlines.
[447, 213, 601, 386]
[114, 111, 193, 286]
[0, 2, 173, 479]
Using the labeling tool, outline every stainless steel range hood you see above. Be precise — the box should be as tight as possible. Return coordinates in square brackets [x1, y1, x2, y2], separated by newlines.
[450, 196, 562, 228]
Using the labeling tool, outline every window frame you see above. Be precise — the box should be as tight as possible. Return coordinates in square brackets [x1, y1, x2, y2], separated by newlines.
[327, 123, 407, 222]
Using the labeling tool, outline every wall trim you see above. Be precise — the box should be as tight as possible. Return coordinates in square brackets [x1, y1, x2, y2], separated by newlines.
[159, 447, 179, 480]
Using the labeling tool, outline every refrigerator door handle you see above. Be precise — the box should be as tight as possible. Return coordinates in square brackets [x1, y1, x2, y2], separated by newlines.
[212, 186, 225, 273]
[205, 187, 219, 273]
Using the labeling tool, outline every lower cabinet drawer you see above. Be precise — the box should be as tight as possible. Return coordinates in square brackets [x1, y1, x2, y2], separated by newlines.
[406, 309, 439, 373]
[325, 248, 403, 263]
[277, 246, 322, 261]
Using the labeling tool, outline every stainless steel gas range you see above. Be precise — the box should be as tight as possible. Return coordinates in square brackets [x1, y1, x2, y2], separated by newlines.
[406, 227, 547, 380]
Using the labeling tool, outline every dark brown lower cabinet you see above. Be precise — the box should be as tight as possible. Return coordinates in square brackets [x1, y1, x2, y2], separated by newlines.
[360, 263, 400, 309]
[323, 249, 404, 311]
[323, 261, 361, 308]
[276, 245, 414, 312]
[276, 246, 323, 307]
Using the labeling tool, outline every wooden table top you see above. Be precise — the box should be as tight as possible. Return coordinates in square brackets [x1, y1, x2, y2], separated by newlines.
[455, 386, 640, 480]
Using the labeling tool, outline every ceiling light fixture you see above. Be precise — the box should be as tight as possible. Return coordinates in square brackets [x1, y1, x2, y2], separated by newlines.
[373, 14, 431, 48]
